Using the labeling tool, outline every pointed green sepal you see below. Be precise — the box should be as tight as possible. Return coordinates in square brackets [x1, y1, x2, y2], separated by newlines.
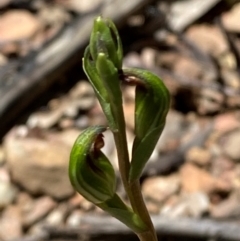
[83, 47, 117, 131]
[122, 68, 171, 182]
[69, 126, 116, 204]
[90, 16, 123, 70]
[96, 53, 122, 108]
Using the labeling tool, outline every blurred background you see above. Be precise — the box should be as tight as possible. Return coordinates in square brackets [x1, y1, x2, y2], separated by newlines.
[1, 0, 240, 240]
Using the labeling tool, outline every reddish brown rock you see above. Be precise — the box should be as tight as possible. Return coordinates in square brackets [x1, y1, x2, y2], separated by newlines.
[180, 163, 231, 194]
[0, 10, 41, 42]
[0, 10, 41, 54]
[186, 147, 211, 166]
[0, 205, 22, 240]
[214, 112, 240, 133]
[222, 3, 240, 33]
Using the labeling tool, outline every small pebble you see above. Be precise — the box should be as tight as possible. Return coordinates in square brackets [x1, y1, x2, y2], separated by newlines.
[66, 210, 83, 227]
[161, 192, 209, 218]
[45, 204, 69, 226]
[0, 181, 17, 209]
[0, 146, 4, 165]
[0, 205, 22, 240]
[186, 147, 211, 166]
[75, 115, 89, 129]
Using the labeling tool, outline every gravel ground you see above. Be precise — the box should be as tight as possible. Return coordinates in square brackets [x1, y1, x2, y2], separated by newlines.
[1, 1, 240, 240]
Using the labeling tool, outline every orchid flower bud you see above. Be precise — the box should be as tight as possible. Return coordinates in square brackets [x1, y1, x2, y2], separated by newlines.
[69, 126, 116, 204]
[83, 16, 124, 132]
[90, 16, 123, 70]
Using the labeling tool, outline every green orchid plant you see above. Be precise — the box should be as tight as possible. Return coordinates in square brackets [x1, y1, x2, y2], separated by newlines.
[69, 16, 170, 241]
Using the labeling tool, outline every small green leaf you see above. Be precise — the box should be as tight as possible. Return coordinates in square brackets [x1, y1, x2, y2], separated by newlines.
[69, 126, 116, 204]
[122, 68, 171, 182]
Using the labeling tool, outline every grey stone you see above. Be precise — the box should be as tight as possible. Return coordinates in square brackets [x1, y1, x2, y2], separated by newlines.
[161, 192, 209, 218]
[222, 129, 240, 161]
[4, 127, 79, 199]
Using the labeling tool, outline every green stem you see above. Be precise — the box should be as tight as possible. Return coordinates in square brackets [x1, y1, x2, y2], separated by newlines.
[129, 180, 158, 241]
[112, 106, 158, 241]
[137, 231, 158, 241]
